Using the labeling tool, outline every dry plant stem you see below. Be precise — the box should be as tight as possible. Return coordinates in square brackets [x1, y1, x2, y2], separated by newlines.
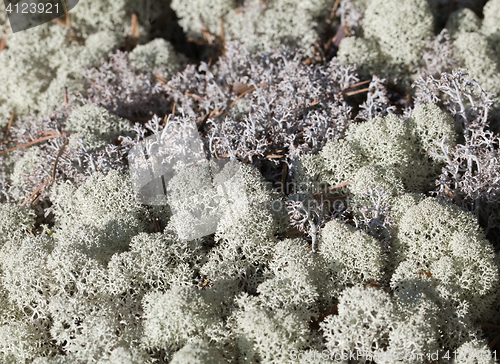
[0, 33, 6, 53]
[340, 79, 371, 92]
[20, 180, 51, 207]
[229, 86, 256, 107]
[489, 334, 500, 350]
[343, 87, 373, 97]
[328, 0, 341, 23]
[312, 180, 353, 197]
[154, 74, 169, 84]
[220, 18, 225, 54]
[0, 132, 68, 155]
[51, 139, 69, 180]
[20, 139, 69, 207]
[130, 13, 140, 39]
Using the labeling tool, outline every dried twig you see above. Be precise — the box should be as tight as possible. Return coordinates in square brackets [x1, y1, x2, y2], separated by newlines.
[312, 180, 353, 197]
[328, 0, 341, 23]
[20, 180, 51, 207]
[340, 79, 371, 92]
[343, 87, 373, 97]
[0, 33, 6, 53]
[20, 139, 69, 207]
[229, 86, 256, 107]
[0, 132, 67, 155]
[51, 139, 69, 181]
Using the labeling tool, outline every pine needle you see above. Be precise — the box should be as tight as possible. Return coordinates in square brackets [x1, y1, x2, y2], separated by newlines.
[0, 132, 67, 155]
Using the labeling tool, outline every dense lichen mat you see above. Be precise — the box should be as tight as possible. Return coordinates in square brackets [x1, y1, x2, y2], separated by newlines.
[0, 0, 500, 363]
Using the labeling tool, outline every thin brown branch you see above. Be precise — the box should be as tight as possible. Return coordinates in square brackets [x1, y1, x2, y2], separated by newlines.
[130, 13, 140, 39]
[0, 33, 6, 53]
[340, 79, 371, 92]
[154, 74, 169, 84]
[343, 87, 373, 97]
[52, 139, 69, 181]
[265, 154, 283, 159]
[328, 0, 341, 23]
[312, 180, 353, 197]
[478, 323, 500, 329]
[281, 162, 288, 188]
[285, 228, 303, 237]
[64, 86, 68, 106]
[0, 133, 67, 155]
[314, 194, 348, 202]
[20, 139, 69, 207]
[220, 18, 225, 54]
[230, 86, 256, 107]
[489, 333, 500, 350]
[185, 92, 203, 101]
[20, 179, 51, 207]
[208, 108, 222, 118]
[152, 217, 160, 233]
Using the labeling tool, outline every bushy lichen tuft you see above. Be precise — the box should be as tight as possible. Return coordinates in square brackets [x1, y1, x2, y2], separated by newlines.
[65, 104, 132, 152]
[0, 203, 36, 249]
[453, 31, 500, 94]
[337, 36, 383, 78]
[446, 8, 482, 38]
[170, 339, 229, 364]
[141, 286, 226, 354]
[361, 0, 434, 81]
[345, 113, 434, 192]
[129, 38, 185, 74]
[393, 197, 499, 323]
[49, 170, 150, 255]
[319, 220, 385, 292]
[410, 103, 457, 159]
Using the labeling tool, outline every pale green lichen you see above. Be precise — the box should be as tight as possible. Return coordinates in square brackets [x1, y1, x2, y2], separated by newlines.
[141, 286, 226, 354]
[482, 0, 500, 58]
[230, 292, 311, 364]
[170, 0, 234, 39]
[453, 31, 500, 94]
[129, 38, 185, 74]
[337, 36, 383, 78]
[65, 104, 132, 152]
[361, 0, 434, 80]
[410, 103, 457, 159]
[392, 197, 499, 323]
[10, 147, 46, 188]
[446, 8, 481, 38]
[0, 203, 36, 249]
[170, 339, 229, 364]
[319, 220, 385, 292]
[224, 0, 322, 55]
[49, 170, 150, 254]
[345, 113, 435, 192]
